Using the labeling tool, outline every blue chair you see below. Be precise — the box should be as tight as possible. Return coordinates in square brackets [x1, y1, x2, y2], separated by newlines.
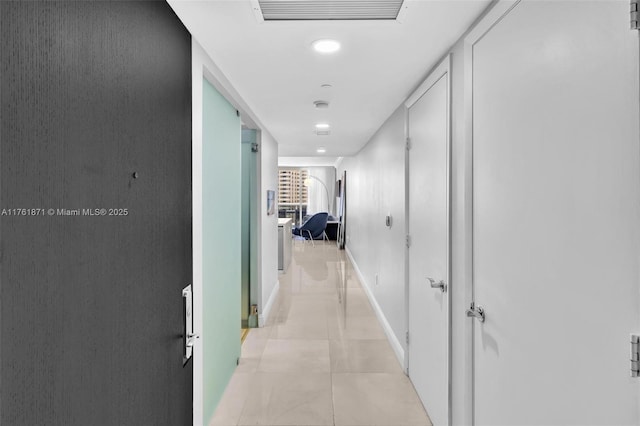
[292, 212, 329, 247]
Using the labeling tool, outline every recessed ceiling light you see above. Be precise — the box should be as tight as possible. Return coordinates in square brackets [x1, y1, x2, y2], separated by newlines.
[315, 123, 330, 129]
[314, 100, 329, 109]
[321, 84, 333, 89]
[317, 148, 326, 153]
[312, 39, 341, 54]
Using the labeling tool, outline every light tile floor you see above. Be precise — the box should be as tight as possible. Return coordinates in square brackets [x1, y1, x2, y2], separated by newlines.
[210, 240, 432, 426]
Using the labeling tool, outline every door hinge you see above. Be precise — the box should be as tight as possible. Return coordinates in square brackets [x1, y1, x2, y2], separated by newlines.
[631, 334, 640, 377]
[406, 137, 411, 151]
[406, 331, 410, 345]
[631, 0, 639, 30]
[406, 235, 411, 248]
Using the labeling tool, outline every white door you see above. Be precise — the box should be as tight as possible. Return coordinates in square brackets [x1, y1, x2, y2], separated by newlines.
[467, 1, 640, 424]
[407, 56, 451, 426]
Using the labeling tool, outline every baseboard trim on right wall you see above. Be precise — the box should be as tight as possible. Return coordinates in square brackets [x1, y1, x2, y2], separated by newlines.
[345, 246, 405, 369]
[259, 279, 280, 328]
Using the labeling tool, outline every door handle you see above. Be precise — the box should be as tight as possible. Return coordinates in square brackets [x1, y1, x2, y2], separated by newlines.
[427, 277, 447, 293]
[183, 284, 195, 364]
[466, 302, 485, 323]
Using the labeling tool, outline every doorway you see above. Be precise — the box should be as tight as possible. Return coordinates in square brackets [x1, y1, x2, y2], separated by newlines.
[242, 128, 260, 334]
[406, 55, 452, 426]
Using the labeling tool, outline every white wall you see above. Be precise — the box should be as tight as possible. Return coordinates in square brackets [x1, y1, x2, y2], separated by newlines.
[336, 2, 638, 422]
[449, 7, 502, 423]
[335, 12, 485, 423]
[337, 106, 407, 364]
[447, 38, 472, 426]
[337, 43, 479, 426]
[259, 131, 279, 326]
[305, 166, 336, 216]
[191, 40, 208, 426]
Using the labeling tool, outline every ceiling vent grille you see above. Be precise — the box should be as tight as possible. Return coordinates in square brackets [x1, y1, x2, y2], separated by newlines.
[255, 0, 405, 21]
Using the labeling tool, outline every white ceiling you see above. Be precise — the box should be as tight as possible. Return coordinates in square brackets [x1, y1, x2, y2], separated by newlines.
[279, 156, 341, 167]
[169, 0, 491, 157]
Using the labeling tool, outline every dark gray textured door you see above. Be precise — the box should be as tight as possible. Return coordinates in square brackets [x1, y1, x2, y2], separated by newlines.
[0, 1, 193, 425]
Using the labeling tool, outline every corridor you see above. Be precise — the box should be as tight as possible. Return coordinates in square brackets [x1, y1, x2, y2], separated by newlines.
[209, 241, 431, 426]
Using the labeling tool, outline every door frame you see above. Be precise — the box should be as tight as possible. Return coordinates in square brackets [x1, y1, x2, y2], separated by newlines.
[404, 53, 452, 425]
[193, 37, 279, 424]
[461, 1, 524, 423]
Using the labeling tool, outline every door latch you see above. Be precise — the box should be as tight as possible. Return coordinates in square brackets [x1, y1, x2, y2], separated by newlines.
[427, 277, 447, 293]
[183, 284, 198, 364]
[466, 302, 485, 323]
[186, 332, 200, 348]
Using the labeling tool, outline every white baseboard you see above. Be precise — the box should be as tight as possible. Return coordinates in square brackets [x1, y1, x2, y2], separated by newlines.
[259, 279, 279, 327]
[345, 247, 405, 368]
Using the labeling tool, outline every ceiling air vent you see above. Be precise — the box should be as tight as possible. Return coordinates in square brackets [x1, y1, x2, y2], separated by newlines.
[254, 0, 405, 21]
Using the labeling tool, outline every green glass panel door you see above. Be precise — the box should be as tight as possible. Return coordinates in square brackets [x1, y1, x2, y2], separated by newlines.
[202, 78, 241, 423]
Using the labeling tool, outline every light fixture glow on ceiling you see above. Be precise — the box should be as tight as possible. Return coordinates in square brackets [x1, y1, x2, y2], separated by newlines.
[312, 39, 341, 54]
[317, 148, 326, 153]
[315, 123, 330, 129]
